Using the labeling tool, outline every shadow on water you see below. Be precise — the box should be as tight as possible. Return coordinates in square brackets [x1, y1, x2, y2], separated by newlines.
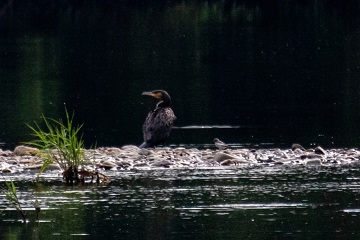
[2, 165, 360, 239]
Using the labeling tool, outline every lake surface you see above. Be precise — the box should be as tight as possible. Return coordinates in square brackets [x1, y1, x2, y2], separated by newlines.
[2, 165, 360, 239]
[1, 0, 360, 149]
[1, 1, 360, 239]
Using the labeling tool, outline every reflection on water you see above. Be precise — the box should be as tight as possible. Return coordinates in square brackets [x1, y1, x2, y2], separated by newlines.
[1, 2, 360, 237]
[1, 165, 360, 239]
[173, 125, 244, 129]
[0, 1, 360, 149]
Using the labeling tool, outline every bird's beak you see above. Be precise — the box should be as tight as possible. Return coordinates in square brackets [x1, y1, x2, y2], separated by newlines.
[142, 91, 160, 99]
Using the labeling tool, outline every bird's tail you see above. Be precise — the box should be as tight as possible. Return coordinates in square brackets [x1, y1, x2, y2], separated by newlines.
[139, 142, 149, 148]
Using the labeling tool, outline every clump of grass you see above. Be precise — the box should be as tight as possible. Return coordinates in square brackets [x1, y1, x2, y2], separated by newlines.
[2, 180, 27, 223]
[27, 108, 85, 184]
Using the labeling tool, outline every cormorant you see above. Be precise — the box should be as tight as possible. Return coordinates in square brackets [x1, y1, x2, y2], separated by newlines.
[140, 90, 176, 148]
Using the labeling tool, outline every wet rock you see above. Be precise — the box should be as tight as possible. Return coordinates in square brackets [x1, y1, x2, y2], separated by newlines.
[214, 152, 239, 162]
[139, 148, 152, 156]
[133, 162, 149, 168]
[103, 147, 122, 156]
[314, 146, 326, 155]
[98, 159, 118, 170]
[14, 145, 39, 156]
[0, 145, 359, 173]
[220, 159, 249, 166]
[19, 157, 38, 165]
[293, 148, 305, 155]
[2, 168, 12, 173]
[23, 164, 43, 170]
[305, 159, 322, 165]
[220, 159, 237, 166]
[7, 160, 19, 165]
[151, 160, 172, 168]
[117, 160, 132, 168]
[45, 163, 62, 171]
[292, 143, 305, 151]
[121, 145, 140, 151]
[0, 149, 12, 156]
[274, 161, 284, 165]
[300, 153, 323, 160]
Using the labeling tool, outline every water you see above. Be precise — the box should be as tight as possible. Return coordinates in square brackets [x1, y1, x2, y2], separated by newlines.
[2, 166, 360, 239]
[1, 1, 360, 239]
[1, 1, 360, 149]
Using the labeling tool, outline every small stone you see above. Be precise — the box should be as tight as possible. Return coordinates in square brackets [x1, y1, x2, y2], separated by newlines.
[133, 163, 149, 168]
[314, 146, 326, 155]
[23, 164, 43, 170]
[151, 160, 172, 168]
[45, 163, 62, 171]
[13, 145, 39, 156]
[139, 148, 152, 156]
[98, 160, 118, 170]
[220, 159, 247, 166]
[6, 159, 18, 164]
[19, 157, 37, 164]
[274, 161, 284, 165]
[292, 143, 305, 151]
[2, 168, 12, 173]
[0, 150, 12, 156]
[213, 152, 238, 162]
[116, 160, 131, 167]
[104, 147, 122, 156]
[305, 159, 322, 165]
[300, 153, 323, 160]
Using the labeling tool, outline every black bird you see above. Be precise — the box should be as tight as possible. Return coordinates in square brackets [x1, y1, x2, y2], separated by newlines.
[140, 90, 176, 148]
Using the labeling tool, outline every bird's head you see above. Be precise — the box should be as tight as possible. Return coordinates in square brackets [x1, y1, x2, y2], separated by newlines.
[142, 90, 171, 107]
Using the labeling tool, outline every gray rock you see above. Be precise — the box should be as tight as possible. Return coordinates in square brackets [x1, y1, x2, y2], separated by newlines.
[104, 147, 122, 156]
[305, 159, 322, 165]
[139, 148, 152, 156]
[45, 163, 62, 171]
[14, 145, 39, 156]
[23, 164, 43, 170]
[220, 159, 249, 166]
[314, 146, 326, 155]
[2, 168, 12, 173]
[292, 143, 305, 151]
[98, 160, 118, 169]
[133, 163, 149, 168]
[300, 153, 323, 160]
[151, 160, 172, 168]
[213, 152, 238, 162]
[0, 149, 12, 156]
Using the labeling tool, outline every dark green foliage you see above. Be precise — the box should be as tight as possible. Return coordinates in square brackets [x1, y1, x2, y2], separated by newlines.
[27, 108, 85, 183]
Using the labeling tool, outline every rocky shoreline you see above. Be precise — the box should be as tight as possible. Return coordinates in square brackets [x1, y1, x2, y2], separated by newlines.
[1, 144, 360, 175]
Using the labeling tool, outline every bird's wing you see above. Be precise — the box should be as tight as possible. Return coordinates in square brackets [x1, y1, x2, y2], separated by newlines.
[143, 108, 176, 144]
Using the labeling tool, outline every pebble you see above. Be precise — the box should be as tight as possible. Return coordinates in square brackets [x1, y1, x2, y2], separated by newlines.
[315, 146, 326, 155]
[213, 152, 240, 162]
[305, 159, 322, 165]
[0, 145, 360, 174]
[151, 160, 173, 168]
[139, 148, 152, 156]
[46, 163, 62, 171]
[13, 145, 39, 156]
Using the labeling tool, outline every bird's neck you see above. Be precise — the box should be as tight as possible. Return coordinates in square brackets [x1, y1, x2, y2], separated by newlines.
[156, 100, 170, 108]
